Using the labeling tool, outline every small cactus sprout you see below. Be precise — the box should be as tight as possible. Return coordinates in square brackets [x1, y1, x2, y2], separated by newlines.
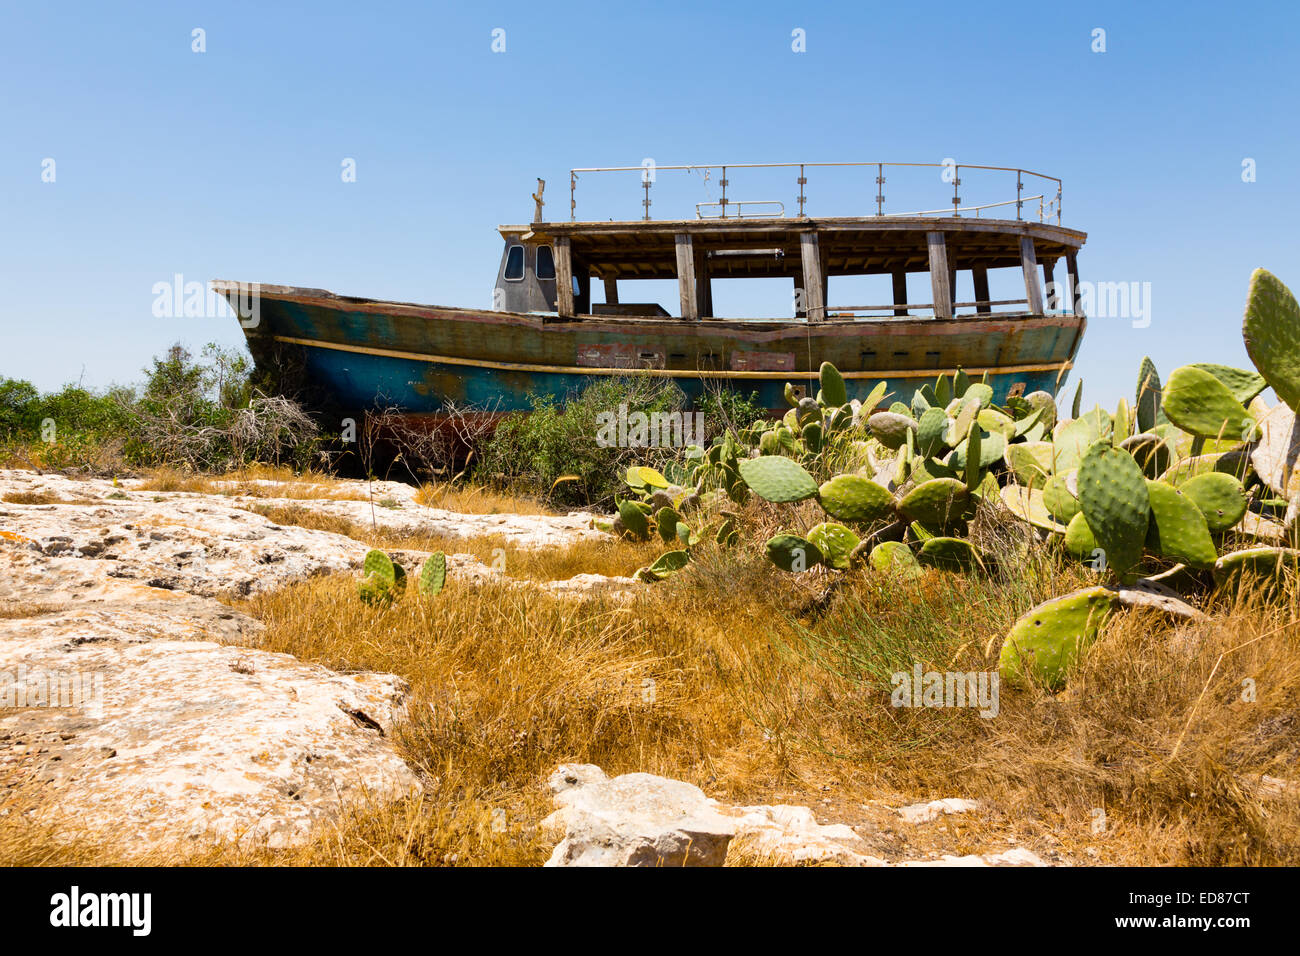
[418, 551, 447, 596]
[819, 361, 849, 407]
[359, 548, 404, 605]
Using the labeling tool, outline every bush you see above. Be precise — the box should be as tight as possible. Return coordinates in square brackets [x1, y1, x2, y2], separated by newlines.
[475, 377, 768, 508]
[0, 342, 321, 474]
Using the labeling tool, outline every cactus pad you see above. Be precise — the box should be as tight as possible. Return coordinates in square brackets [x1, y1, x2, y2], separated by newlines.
[817, 474, 894, 524]
[418, 552, 447, 596]
[1180, 472, 1248, 533]
[868, 411, 918, 450]
[898, 478, 969, 528]
[738, 455, 819, 502]
[1063, 511, 1099, 560]
[819, 361, 849, 407]
[1077, 441, 1151, 578]
[764, 533, 824, 572]
[999, 586, 1116, 690]
[1144, 479, 1218, 568]
[1162, 365, 1257, 440]
[1243, 268, 1300, 411]
[869, 541, 923, 578]
[919, 536, 983, 571]
[807, 522, 861, 570]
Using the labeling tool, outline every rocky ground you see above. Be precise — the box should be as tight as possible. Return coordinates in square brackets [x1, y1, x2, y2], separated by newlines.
[0, 469, 1051, 865]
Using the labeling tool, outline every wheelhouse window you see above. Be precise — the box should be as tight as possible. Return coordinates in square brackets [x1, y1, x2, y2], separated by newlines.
[536, 245, 556, 280]
[504, 245, 525, 281]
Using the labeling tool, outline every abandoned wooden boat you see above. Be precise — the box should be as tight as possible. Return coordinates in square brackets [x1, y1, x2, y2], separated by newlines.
[215, 161, 1087, 423]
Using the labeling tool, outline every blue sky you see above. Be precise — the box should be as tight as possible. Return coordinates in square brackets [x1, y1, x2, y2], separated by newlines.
[2, 0, 1297, 406]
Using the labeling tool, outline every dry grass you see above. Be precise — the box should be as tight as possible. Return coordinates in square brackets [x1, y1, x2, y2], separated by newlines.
[4, 498, 1298, 867]
[414, 482, 555, 516]
[135, 464, 369, 500]
[243, 501, 661, 581]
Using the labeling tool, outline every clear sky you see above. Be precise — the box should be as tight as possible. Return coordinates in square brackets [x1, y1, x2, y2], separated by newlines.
[2, 0, 1297, 406]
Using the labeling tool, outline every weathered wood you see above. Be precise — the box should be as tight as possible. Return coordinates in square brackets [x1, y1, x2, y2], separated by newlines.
[927, 232, 951, 320]
[1066, 252, 1082, 315]
[972, 266, 991, 314]
[1020, 235, 1044, 315]
[675, 233, 699, 321]
[555, 235, 575, 318]
[694, 247, 712, 318]
[575, 268, 591, 315]
[800, 231, 825, 322]
[603, 277, 619, 305]
[891, 269, 908, 316]
[1041, 256, 1058, 310]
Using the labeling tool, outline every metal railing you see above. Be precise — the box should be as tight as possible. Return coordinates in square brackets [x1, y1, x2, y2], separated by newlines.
[695, 200, 785, 219]
[567, 161, 1063, 224]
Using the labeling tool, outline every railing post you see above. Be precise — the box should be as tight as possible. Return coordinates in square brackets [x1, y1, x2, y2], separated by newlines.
[570, 171, 577, 221]
[952, 165, 961, 216]
[720, 166, 728, 219]
[876, 163, 885, 215]
[797, 164, 807, 216]
[1016, 171, 1023, 220]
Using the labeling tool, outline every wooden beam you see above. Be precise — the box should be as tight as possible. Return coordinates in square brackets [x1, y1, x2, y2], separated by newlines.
[555, 235, 574, 318]
[1020, 235, 1044, 314]
[800, 231, 825, 322]
[972, 267, 991, 314]
[675, 233, 698, 321]
[892, 270, 908, 317]
[603, 276, 619, 305]
[575, 267, 591, 315]
[927, 231, 951, 319]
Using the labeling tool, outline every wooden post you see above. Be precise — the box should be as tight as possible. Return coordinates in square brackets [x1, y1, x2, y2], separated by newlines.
[675, 233, 698, 321]
[972, 266, 991, 314]
[575, 268, 591, 316]
[927, 232, 951, 319]
[891, 269, 908, 317]
[1020, 235, 1044, 314]
[555, 235, 574, 318]
[1066, 252, 1082, 315]
[1041, 257, 1058, 310]
[800, 231, 825, 322]
[603, 277, 619, 305]
[694, 248, 712, 318]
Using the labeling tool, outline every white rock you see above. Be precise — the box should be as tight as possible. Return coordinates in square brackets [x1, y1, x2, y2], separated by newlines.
[897, 797, 980, 824]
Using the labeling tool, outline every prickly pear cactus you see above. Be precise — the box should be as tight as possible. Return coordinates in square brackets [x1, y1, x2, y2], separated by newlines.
[807, 522, 860, 570]
[1179, 472, 1248, 533]
[738, 456, 819, 503]
[999, 586, 1116, 690]
[1162, 365, 1257, 440]
[765, 533, 824, 572]
[819, 361, 848, 408]
[359, 549, 405, 605]
[1144, 480, 1217, 568]
[418, 551, 447, 596]
[897, 478, 969, 529]
[869, 541, 922, 578]
[1243, 268, 1300, 411]
[817, 474, 894, 524]
[1076, 441, 1150, 578]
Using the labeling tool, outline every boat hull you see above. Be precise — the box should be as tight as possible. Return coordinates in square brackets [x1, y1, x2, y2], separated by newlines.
[221, 283, 1085, 419]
